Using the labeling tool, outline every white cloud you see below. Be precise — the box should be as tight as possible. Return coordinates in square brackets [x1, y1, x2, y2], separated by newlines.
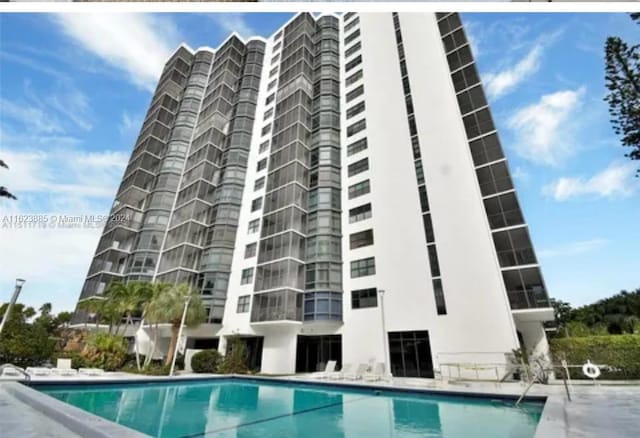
[538, 239, 609, 259]
[507, 87, 586, 166]
[211, 14, 256, 40]
[481, 30, 562, 100]
[53, 14, 180, 91]
[483, 45, 542, 100]
[119, 111, 142, 137]
[543, 161, 637, 201]
[0, 98, 63, 134]
[0, 146, 127, 199]
[46, 84, 93, 132]
[0, 145, 128, 312]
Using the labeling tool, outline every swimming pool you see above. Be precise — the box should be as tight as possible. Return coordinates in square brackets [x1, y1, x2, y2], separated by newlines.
[36, 378, 544, 437]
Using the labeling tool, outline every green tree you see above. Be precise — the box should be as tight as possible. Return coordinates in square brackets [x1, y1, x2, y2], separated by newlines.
[54, 311, 73, 328]
[104, 281, 152, 335]
[551, 298, 573, 326]
[604, 14, 640, 174]
[145, 283, 206, 366]
[0, 303, 55, 367]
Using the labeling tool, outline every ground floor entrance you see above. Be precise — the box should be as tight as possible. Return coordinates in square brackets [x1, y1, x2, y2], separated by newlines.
[295, 335, 342, 372]
[388, 330, 434, 378]
[186, 337, 219, 350]
[226, 336, 264, 372]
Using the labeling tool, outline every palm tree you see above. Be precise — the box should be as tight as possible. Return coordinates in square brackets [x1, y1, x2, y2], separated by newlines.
[146, 283, 206, 366]
[105, 281, 152, 335]
[77, 297, 107, 329]
[1, 158, 17, 200]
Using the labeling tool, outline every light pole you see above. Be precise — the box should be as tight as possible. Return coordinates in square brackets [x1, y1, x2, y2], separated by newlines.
[0, 278, 26, 336]
[378, 288, 391, 380]
[169, 295, 191, 377]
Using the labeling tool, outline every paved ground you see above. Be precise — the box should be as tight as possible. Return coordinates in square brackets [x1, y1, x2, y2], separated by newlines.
[1, 373, 639, 437]
[0, 386, 83, 438]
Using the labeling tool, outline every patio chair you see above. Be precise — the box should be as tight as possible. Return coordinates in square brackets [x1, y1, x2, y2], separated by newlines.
[49, 358, 78, 377]
[25, 367, 53, 376]
[79, 368, 106, 376]
[363, 362, 385, 382]
[344, 363, 368, 380]
[328, 363, 353, 380]
[311, 360, 337, 379]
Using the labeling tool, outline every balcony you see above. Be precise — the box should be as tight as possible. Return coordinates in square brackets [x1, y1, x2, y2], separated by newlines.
[250, 289, 302, 325]
[508, 288, 554, 322]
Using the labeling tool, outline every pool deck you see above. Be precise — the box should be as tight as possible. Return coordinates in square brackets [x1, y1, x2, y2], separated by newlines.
[1, 373, 639, 437]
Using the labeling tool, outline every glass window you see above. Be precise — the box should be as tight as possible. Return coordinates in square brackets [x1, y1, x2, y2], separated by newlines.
[240, 268, 254, 285]
[251, 198, 263, 212]
[254, 177, 265, 191]
[432, 279, 447, 315]
[245, 243, 257, 259]
[352, 288, 377, 309]
[346, 70, 363, 87]
[344, 16, 360, 33]
[347, 138, 368, 156]
[348, 179, 370, 199]
[422, 213, 435, 243]
[237, 295, 250, 313]
[345, 54, 362, 73]
[476, 161, 513, 197]
[349, 203, 372, 223]
[345, 29, 360, 46]
[351, 257, 375, 278]
[350, 229, 374, 249]
[347, 119, 366, 137]
[348, 157, 369, 177]
[257, 158, 268, 171]
[248, 219, 260, 234]
[469, 133, 504, 167]
[427, 244, 441, 278]
[347, 101, 366, 120]
[463, 108, 495, 140]
[483, 192, 524, 229]
[492, 227, 537, 267]
[418, 185, 430, 212]
[259, 140, 270, 154]
[345, 41, 361, 58]
[346, 85, 364, 103]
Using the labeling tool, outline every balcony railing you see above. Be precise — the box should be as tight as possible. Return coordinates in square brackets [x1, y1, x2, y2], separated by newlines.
[507, 288, 550, 310]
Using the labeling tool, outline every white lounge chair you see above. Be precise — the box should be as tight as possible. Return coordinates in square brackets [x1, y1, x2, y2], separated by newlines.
[50, 359, 77, 376]
[311, 360, 337, 379]
[328, 363, 353, 380]
[79, 368, 106, 376]
[344, 363, 368, 380]
[25, 367, 52, 376]
[363, 362, 385, 382]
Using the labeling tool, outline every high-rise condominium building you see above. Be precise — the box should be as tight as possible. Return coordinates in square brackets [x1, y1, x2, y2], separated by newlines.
[74, 12, 554, 377]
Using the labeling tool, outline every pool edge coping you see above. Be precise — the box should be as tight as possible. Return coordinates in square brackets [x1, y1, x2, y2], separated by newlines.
[1, 381, 150, 438]
[16, 374, 563, 437]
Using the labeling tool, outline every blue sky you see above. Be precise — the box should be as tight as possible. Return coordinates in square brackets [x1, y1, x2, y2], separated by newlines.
[0, 13, 638, 313]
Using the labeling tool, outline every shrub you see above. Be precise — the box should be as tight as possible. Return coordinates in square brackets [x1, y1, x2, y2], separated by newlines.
[550, 334, 640, 379]
[121, 363, 171, 376]
[218, 337, 249, 374]
[80, 332, 128, 371]
[191, 349, 222, 373]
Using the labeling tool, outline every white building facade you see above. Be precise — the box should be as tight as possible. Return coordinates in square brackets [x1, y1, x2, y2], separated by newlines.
[75, 12, 554, 377]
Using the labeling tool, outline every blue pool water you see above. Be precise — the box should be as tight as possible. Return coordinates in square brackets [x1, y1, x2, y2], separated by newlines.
[37, 379, 543, 437]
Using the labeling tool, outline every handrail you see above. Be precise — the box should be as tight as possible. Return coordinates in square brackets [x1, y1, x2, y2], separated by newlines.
[0, 364, 31, 381]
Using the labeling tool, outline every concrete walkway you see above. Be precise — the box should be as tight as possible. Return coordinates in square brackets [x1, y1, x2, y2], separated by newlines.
[0, 385, 84, 438]
[1, 374, 639, 437]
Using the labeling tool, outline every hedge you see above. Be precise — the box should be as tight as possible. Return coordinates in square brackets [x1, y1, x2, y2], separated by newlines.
[191, 349, 221, 373]
[549, 334, 640, 379]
